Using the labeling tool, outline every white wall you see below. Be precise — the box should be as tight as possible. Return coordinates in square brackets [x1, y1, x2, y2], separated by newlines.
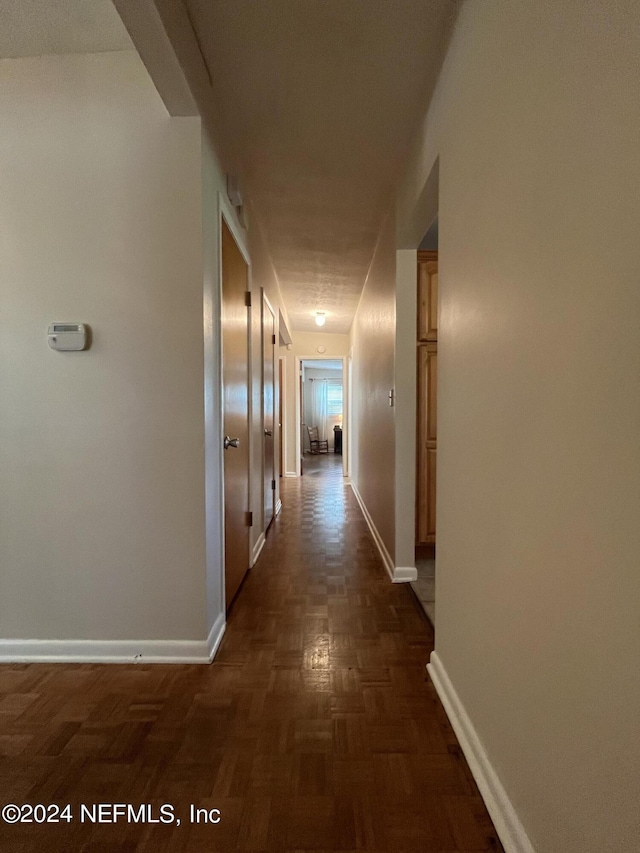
[398, 1, 640, 850]
[349, 213, 396, 563]
[134, 0, 313, 569]
[138, 0, 291, 596]
[0, 51, 207, 643]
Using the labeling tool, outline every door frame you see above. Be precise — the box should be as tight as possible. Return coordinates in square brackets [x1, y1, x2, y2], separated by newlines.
[276, 355, 287, 500]
[347, 348, 353, 480]
[261, 290, 277, 533]
[294, 355, 348, 478]
[217, 192, 252, 613]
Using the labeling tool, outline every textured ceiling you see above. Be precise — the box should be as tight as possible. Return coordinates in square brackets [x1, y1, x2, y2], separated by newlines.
[0, 0, 132, 58]
[187, 0, 456, 332]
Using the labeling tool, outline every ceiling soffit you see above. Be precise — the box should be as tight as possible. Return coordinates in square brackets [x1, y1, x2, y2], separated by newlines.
[186, 0, 457, 332]
[0, 0, 133, 58]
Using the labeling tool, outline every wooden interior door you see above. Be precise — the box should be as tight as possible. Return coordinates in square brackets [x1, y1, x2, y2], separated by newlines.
[262, 292, 276, 530]
[278, 358, 284, 480]
[416, 250, 438, 546]
[221, 219, 250, 608]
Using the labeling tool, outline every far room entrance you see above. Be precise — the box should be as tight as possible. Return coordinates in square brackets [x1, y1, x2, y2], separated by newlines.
[299, 359, 345, 479]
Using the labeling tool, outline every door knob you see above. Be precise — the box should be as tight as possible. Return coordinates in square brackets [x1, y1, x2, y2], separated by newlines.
[224, 436, 240, 450]
[264, 429, 273, 437]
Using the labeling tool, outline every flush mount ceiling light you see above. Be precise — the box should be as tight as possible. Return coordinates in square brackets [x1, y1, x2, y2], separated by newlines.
[315, 312, 326, 327]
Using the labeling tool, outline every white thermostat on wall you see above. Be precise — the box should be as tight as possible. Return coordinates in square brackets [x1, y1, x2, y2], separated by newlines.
[48, 323, 88, 351]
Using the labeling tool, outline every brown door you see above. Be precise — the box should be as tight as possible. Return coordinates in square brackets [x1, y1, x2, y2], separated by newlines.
[278, 358, 284, 480]
[221, 219, 250, 608]
[262, 292, 276, 530]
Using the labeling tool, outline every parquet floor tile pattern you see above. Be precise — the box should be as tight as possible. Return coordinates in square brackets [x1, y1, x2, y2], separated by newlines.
[0, 455, 503, 852]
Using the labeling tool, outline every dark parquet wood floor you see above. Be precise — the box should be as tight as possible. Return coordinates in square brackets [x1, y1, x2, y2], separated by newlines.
[0, 454, 503, 852]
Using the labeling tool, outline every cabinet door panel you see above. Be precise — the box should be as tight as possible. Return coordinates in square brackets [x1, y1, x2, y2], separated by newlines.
[418, 251, 438, 342]
[417, 342, 437, 545]
[416, 445, 437, 545]
[426, 448, 437, 540]
[418, 344, 437, 442]
[427, 347, 437, 442]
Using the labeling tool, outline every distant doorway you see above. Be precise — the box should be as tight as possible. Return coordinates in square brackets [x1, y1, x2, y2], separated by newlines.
[296, 358, 346, 478]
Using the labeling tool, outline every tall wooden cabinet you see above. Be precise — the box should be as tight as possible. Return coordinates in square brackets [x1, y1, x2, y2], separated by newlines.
[416, 251, 438, 546]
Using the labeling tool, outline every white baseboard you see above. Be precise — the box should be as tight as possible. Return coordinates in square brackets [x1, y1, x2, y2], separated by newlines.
[252, 531, 266, 566]
[284, 471, 297, 478]
[0, 616, 228, 665]
[275, 498, 282, 516]
[351, 482, 413, 583]
[427, 652, 535, 853]
[206, 611, 226, 662]
[393, 565, 418, 582]
[350, 482, 393, 580]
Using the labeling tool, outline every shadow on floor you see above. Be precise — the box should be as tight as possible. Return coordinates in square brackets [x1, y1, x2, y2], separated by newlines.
[411, 559, 435, 626]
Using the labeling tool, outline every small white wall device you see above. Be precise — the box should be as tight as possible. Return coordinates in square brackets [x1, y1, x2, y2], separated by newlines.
[48, 323, 88, 351]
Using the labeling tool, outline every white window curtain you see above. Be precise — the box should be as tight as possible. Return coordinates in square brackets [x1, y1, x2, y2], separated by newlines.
[310, 380, 329, 440]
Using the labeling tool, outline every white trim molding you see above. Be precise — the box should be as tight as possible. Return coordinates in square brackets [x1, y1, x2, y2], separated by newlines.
[284, 471, 298, 478]
[393, 566, 418, 582]
[206, 611, 226, 662]
[0, 613, 227, 665]
[350, 483, 417, 583]
[252, 532, 266, 566]
[427, 652, 536, 853]
[351, 482, 393, 579]
[276, 498, 282, 516]
[113, 0, 198, 117]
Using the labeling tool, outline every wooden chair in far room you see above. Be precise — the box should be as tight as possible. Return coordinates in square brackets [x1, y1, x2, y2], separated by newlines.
[307, 426, 329, 454]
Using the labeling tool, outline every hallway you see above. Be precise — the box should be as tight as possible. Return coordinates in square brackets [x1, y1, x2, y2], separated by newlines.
[1, 2, 637, 849]
[0, 468, 502, 853]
